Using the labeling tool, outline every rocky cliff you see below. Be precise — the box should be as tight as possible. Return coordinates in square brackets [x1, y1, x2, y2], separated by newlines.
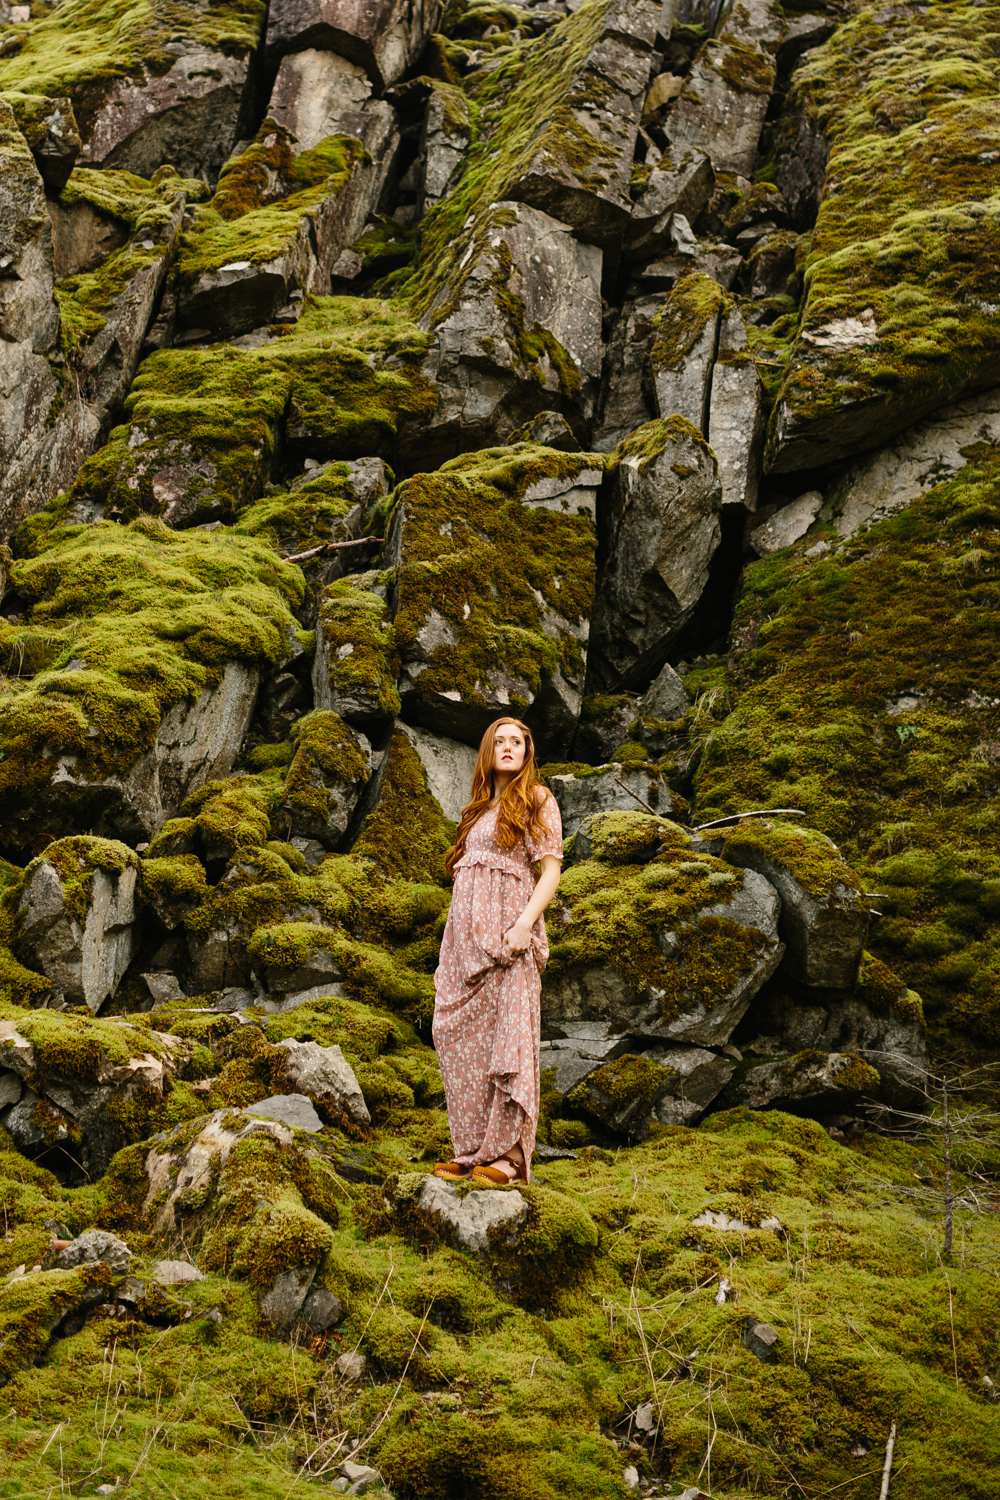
[0, 0, 998, 1496]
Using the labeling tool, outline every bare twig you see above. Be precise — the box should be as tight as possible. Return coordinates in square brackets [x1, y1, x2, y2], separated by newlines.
[878, 1420, 897, 1500]
[614, 776, 658, 816]
[282, 536, 383, 565]
[692, 808, 805, 832]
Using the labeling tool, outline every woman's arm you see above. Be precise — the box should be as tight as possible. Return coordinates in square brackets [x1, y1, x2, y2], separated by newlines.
[503, 854, 561, 954]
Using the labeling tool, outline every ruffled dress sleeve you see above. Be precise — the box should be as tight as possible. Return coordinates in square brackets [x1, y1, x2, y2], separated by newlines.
[524, 790, 564, 863]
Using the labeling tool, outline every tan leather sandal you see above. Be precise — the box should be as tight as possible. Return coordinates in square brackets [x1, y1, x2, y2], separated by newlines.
[433, 1160, 473, 1180]
[470, 1153, 527, 1187]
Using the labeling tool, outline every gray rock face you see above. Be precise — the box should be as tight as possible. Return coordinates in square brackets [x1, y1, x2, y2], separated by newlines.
[417, 85, 470, 215]
[245, 1093, 324, 1133]
[708, 303, 766, 511]
[78, 46, 258, 182]
[301, 1285, 344, 1331]
[410, 201, 603, 462]
[54, 1230, 131, 1274]
[819, 390, 1000, 540]
[399, 724, 478, 824]
[0, 1071, 22, 1109]
[265, 0, 441, 88]
[261, 934, 345, 997]
[592, 293, 664, 452]
[639, 662, 689, 720]
[649, 274, 721, 437]
[747, 491, 823, 556]
[408, 1175, 529, 1257]
[260, 1263, 320, 1334]
[14, 843, 139, 1012]
[546, 763, 675, 838]
[693, 829, 868, 989]
[539, 1028, 633, 1097]
[277, 1038, 370, 1126]
[506, 2, 660, 255]
[625, 147, 714, 263]
[730, 1051, 880, 1112]
[589, 420, 721, 689]
[267, 49, 372, 151]
[647, 1045, 736, 1125]
[665, 28, 776, 177]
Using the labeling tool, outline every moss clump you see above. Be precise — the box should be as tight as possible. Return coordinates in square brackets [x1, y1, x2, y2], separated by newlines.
[649, 271, 727, 376]
[567, 1053, 668, 1136]
[65, 298, 435, 525]
[572, 810, 686, 865]
[696, 451, 1000, 1059]
[315, 573, 402, 724]
[0, 518, 301, 851]
[177, 126, 368, 279]
[235, 460, 372, 556]
[710, 817, 863, 900]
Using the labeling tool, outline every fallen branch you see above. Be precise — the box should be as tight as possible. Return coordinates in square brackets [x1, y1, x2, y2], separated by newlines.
[693, 808, 805, 833]
[878, 1420, 897, 1500]
[282, 536, 383, 565]
[614, 775, 658, 816]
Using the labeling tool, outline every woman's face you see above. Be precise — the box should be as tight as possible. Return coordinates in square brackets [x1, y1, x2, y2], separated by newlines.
[493, 724, 527, 776]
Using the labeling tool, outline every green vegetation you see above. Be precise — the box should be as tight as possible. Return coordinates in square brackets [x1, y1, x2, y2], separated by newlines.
[64, 297, 434, 524]
[696, 452, 1000, 1058]
[769, 4, 1000, 461]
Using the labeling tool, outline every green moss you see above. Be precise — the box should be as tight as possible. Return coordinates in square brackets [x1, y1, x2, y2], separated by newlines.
[178, 127, 368, 278]
[0, 0, 264, 128]
[649, 272, 726, 376]
[696, 451, 1000, 1058]
[711, 818, 863, 900]
[279, 709, 372, 843]
[315, 573, 402, 723]
[572, 810, 687, 865]
[235, 461, 363, 555]
[353, 732, 454, 887]
[768, 6, 1000, 462]
[65, 297, 435, 524]
[0, 517, 301, 850]
[387, 445, 599, 713]
[402, 0, 621, 321]
[548, 848, 761, 1024]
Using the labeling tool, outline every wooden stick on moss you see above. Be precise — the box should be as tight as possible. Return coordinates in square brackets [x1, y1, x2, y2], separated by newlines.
[879, 1421, 897, 1500]
[282, 536, 383, 564]
[693, 808, 806, 833]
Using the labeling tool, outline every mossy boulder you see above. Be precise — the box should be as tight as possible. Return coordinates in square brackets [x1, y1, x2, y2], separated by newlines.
[693, 818, 869, 989]
[544, 820, 784, 1047]
[0, 518, 299, 850]
[10, 836, 138, 1012]
[0, 0, 267, 183]
[588, 419, 721, 691]
[313, 572, 401, 728]
[543, 761, 678, 838]
[385, 443, 600, 754]
[724, 1048, 881, 1113]
[2, 90, 80, 191]
[278, 710, 375, 850]
[765, 8, 1000, 471]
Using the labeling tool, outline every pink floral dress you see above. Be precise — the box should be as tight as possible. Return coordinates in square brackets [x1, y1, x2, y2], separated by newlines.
[432, 792, 564, 1181]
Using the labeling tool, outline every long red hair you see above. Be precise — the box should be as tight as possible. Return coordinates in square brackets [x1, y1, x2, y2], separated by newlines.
[445, 717, 552, 877]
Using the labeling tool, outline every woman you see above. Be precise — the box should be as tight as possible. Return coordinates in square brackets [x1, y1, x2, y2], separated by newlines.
[432, 716, 563, 1186]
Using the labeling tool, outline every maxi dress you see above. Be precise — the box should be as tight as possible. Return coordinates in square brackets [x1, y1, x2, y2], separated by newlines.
[432, 796, 564, 1182]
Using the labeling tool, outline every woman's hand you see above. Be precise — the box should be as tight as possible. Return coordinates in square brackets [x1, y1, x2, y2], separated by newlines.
[503, 917, 534, 956]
